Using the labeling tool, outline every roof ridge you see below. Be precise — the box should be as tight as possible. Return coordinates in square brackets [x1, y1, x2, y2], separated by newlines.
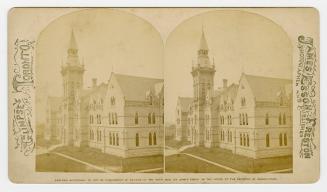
[114, 73, 163, 81]
[244, 73, 292, 81]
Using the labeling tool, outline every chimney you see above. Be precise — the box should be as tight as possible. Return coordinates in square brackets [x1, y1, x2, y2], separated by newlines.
[92, 78, 97, 88]
[223, 79, 228, 88]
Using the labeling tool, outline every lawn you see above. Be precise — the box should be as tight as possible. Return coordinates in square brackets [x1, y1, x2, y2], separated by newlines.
[53, 146, 163, 173]
[165, 154, 232, 173]
[36, 153, 101, 172]
[165, 138, 191, 149]
[183, 147, 293, 173]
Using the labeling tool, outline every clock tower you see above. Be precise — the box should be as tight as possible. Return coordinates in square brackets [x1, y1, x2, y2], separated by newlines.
[191, 30, 215, 146]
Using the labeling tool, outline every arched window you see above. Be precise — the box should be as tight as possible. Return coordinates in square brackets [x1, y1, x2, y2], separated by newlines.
[135, 112, 139, 125]
[109, 133, 112, 145]
[149, 132, 152, 145]
[112, 133, 116, 145]
[239, 114, 242, 125]
[247, 134, 249, 146]
[243, 133, 246, 146]
[149, 96, 153, 105]
[279, 133, 283, 146]
[152, 113, 156, 124]
[279, 113, 282, 125]
[135, 133, 139, 146]
[265, 113, 269, 125]
[240, 133, 243, 146]
[99, 114, 102, 124]
[242, 113, 245, 125]
[153, 132, 157, 145]
[115, 113, 118, 124]
[148, 113, 151, 124]
[245, 113, 248, 125]
[283, 113, 286, 125]
[116, 133, 119, 146]
[284, 133, 287, 146]
[266, 134, 270, 147]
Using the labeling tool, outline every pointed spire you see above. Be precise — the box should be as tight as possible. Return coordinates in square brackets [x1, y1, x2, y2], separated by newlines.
[69, 29, 78, 50]
[199, 28, 208, 51]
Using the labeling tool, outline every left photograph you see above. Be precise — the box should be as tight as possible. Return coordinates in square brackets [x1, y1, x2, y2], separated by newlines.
[35, 9, 164, 173]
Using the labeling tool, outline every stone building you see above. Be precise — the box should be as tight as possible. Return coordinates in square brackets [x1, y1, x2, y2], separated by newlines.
[175, 97, 193, 141]
[175, 31, 293, 159]
[45, 31, 164, 158]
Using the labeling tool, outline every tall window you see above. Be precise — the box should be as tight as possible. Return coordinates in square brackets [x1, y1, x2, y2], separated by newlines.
[135, 133, 139, 146]
[284, 133, 287, 146]
[109, 133, 112, 145]
[115, 113, 118, 124]
[148, 113, 151, 124]
[242, 113, 245, 125]
[279, 113, 282, 125]
[108, 113, 112, 125]
[149, 132, 152, 145]
[279, 133, 283, 146]
[239, 114, 242, 125]
[135, 112, 139, 125]
[153, 132, 157, 145]
[116, 133, 119, 146]
[266, 134, 270, 147]
[246, 134, 249, 147]
[113, 133, 116, 145]
[243, 133, 246, 146]
[283, 113, 286, 125]
[245, 113, 248, 125]
[152, 113, 156, 124]
[265, 113, 269, 125]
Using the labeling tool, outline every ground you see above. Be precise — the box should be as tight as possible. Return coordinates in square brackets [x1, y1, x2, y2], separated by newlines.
[165, 138, 191, 149]
[36, 153, 100, 172]
[165, 144, 292, 173]
[165, 154, 232, 173]
[36, 146, 163, 173]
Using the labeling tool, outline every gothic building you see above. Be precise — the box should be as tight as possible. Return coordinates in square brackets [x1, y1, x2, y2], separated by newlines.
[45, 31, 164, 158]
[175, 31, 293, 159]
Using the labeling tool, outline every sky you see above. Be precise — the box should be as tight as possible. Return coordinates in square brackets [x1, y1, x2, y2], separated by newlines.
[35, 9, 293, 125]
[164, 10, 292, 124]
[36, 9, 164, 124]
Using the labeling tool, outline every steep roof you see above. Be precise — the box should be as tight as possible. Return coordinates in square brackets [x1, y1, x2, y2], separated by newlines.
[69, 30, 78, 50]
[113, 73, 163, 101]
[178, 97, 193, 112]
[199, 30, 209, 51]
[81, 82, 108, 99]
[244, 74, 292, 102]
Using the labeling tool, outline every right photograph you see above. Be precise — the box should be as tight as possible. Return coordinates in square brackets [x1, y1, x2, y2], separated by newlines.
[164, 10, 293, 173]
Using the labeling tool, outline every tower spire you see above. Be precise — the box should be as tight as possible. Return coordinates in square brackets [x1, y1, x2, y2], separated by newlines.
[199, 27, 208, 51]
[69, 29, 78, 50]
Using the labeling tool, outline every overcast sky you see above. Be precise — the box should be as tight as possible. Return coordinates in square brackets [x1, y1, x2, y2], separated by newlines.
[164, 10, 292, 124]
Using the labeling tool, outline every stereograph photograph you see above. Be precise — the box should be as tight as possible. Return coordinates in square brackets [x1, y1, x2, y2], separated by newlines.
[8, 7, 319, 183]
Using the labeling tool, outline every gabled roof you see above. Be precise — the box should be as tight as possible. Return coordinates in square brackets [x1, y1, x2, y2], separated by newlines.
[243, 74, 292, 102]
[81, 82, 108, 99]
[178, 97, 193, 112]
[113, 73, 163, 101]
